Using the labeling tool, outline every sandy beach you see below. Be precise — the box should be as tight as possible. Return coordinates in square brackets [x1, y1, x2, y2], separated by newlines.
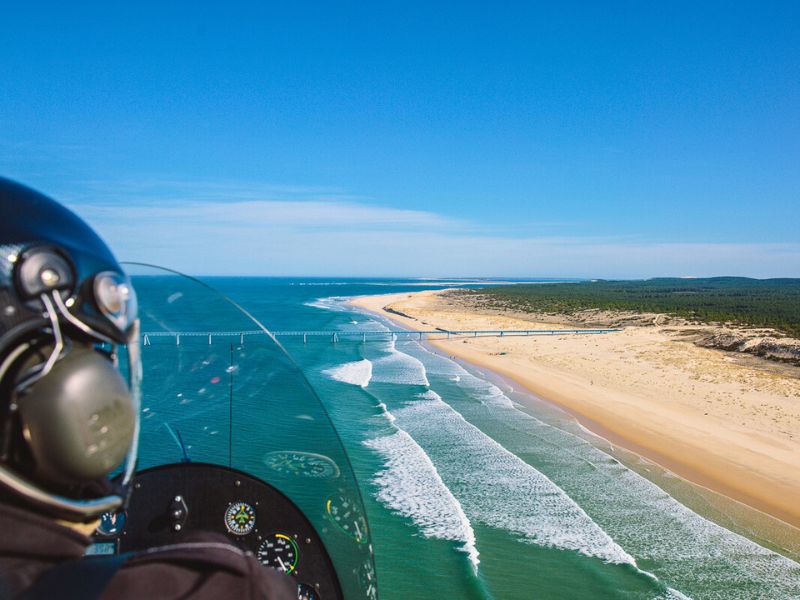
[350, 289, 800, 534]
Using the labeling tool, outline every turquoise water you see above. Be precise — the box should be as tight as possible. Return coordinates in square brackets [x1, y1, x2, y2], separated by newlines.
[154, 277, 800, 599]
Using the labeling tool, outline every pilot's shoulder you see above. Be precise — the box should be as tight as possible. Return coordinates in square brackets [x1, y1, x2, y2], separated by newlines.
[124, 531, 253, 573]
[103, 532, 296, 600]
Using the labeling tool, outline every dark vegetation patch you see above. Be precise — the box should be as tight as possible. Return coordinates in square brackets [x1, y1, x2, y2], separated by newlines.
[460, 277, 800, 338]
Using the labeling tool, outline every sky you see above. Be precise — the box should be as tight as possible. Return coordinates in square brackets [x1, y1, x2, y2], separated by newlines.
[1, 1, 798, 278]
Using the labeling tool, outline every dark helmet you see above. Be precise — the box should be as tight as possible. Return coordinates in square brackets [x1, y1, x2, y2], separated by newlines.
[0, 178, 140, 521]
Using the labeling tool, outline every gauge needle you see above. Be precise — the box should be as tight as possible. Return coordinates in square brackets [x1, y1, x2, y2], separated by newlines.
[277, 556, 287, 572]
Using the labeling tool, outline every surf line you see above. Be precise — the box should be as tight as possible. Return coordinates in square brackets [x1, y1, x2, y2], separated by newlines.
[320, 355, 483, 576]
[364, 428, 481, 571]
[335, 302, 695, 597]
[391, 342, 698, 597]
[342, 303, 698, 597]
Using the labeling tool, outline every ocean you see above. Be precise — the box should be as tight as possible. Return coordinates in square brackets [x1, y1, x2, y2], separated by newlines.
[141, 276, 800, 600]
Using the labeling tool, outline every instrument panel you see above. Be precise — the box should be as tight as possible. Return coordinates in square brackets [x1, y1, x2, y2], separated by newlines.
[93, 463, 341, 600]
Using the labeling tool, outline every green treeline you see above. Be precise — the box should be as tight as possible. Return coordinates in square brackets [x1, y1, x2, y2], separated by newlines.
[467, 278, 800, 337]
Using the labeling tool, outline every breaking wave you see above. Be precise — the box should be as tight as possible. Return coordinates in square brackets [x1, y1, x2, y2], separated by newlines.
[369, 339, 430, 386]
[364, 429, 480, 570]
[322, 359, 373, 388]
[396, 390, 636, 565]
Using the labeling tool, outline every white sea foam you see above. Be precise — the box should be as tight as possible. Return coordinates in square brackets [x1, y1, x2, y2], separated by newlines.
[322, 359, 373, 388]
[474, 380, 515, 407]
[364, 429, 479, 570]
[412, 343, 515, 407]
[350, 323, 632, 562]
[394, 389, 635, 565]
[346, 318, 384, 332]
[376, 402, 396, 423]
[402, 341, 800, 598]
[369, 340, 430, 386]
[352, 306, 800, 592]
[304, 296, 351, 312]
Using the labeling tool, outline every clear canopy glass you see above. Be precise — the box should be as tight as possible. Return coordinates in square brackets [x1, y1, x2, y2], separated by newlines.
[124, 263, 377, 599]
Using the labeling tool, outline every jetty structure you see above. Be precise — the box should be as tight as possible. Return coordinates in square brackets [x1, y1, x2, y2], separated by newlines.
[142, 328, 622, 346]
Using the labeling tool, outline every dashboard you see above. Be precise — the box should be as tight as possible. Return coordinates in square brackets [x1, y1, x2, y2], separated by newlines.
[91, 463, 342, 600]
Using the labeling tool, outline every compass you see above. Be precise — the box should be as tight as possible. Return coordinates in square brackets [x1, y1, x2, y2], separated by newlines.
[224, 501, 256, 535]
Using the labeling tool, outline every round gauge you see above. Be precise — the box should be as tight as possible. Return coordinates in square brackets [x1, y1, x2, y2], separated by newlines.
[224, 502, 256, 535]
[96, 510, 126, 537]
[263, 451, 340, 479]
[297, 583, 320, 600]
[326, 494, 367, 543]
[257, 533, 299, 574]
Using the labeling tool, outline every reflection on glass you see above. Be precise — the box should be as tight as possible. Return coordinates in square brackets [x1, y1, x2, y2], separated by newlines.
[263, 451, 341, 479]
[125, 264, 376, 599]
[326, 492, 369, 544]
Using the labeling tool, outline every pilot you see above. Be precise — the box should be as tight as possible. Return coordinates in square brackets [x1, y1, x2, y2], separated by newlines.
[0, 178, 296, 599]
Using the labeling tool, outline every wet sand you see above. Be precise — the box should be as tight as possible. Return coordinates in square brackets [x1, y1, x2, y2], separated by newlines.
[350, 289, 800, 535]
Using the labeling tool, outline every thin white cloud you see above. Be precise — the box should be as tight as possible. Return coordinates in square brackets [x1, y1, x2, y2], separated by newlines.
[73, 200, 459, 231]
[69, 178, 355, 202]
[67, 199, 800, 278]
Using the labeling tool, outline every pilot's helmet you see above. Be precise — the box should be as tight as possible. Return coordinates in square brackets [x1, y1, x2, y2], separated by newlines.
[0, 177, 140, 522]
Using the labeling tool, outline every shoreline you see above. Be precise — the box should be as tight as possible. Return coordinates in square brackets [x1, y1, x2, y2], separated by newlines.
[348, 290, 800, 541]
[432, 346, 800, 559]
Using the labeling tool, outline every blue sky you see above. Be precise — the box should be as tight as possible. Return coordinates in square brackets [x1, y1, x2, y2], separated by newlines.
[1, 2, 798, 277]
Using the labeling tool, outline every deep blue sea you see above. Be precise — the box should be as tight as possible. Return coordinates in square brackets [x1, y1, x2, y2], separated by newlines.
[138, 277, 800, 600]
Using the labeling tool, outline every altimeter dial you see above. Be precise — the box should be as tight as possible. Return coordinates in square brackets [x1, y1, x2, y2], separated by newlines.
[257, 533, 299, 574]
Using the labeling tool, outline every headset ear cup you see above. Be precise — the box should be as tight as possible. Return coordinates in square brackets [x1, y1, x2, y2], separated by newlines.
[17, 347, 135, 485]
[14, 246, 75, 299]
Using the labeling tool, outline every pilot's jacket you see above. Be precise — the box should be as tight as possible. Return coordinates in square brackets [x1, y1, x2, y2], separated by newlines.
[0, 501, 297, 600]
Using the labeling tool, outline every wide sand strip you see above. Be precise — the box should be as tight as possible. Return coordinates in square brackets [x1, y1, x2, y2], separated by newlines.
[350, 289, 800, 532]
